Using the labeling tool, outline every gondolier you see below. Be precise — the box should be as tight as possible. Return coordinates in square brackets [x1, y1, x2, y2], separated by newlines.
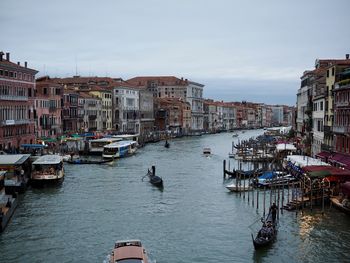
[270, 203, 277, 223]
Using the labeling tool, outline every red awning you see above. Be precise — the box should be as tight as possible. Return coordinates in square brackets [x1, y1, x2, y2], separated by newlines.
[315, 151, 331, 160]
[329, 153, 350, 170]
[303, 165, 350, 182]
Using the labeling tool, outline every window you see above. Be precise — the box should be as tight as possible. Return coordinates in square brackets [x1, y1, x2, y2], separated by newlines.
[327, 70, 329, 78]
[332, 67, 335, 76]
[320, 101, 323, 111]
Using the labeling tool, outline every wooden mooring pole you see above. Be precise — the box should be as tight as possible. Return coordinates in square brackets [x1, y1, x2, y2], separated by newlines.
[223, 160, 226, 179]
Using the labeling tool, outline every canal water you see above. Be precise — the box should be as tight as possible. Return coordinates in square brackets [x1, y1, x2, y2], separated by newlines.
[1, 129, 350, 263]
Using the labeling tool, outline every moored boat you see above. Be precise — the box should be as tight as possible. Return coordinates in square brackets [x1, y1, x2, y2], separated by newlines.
[102, 140, 138, 159]
[0, 154, 31, 195]
[31, 155, 64, 187]
[331, 196, 350, 215]
[0, 171, 18, 232]
[66, 159, 113, 165]
[226, 183, 252, 192]
[109, 239, 148, 263]
[164, 140, 170, 148]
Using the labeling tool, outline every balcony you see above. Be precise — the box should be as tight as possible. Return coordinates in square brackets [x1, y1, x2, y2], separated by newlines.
[333, 126, 350, 134]
[0, 119, 32, 126]
[0, 95, 28, 101]
[335, 101, 350, 107]
[88, 115, 97, 120]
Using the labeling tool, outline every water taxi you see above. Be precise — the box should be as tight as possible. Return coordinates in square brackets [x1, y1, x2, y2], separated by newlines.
[31, 155, 64, 186]
[102, 141, 137, 159]
[112, 134, 139, 145]
[109, 240, 148, 263]
[89, 137, 122, 155]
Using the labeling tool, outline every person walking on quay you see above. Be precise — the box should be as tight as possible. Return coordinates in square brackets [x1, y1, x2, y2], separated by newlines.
[270, 202, 277, 223]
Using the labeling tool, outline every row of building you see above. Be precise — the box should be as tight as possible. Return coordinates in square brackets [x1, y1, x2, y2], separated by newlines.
[296, 54, 350, 166]
[0, 51, 294, 151]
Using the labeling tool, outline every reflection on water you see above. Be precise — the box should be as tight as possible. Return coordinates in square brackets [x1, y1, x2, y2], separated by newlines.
[0, 130, 349, 263]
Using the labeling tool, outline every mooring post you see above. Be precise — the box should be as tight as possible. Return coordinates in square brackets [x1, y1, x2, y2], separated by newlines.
[243, 175, 246, 199]
[256, 184, 259, 211]
[310, 180, 313, 212]
[322, 182, 325, 215]
[277, 184, 280, 221]
[239, 173, 242, 197]
[281, 182, 284, 215]
[248, 174, 250, 204]
[263, 186, 266, 217]
[223, 160, 226, 179]
[152, 165, 156, 176]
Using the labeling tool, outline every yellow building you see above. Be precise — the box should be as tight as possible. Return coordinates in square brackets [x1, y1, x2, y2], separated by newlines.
[89, 88, 113, 131]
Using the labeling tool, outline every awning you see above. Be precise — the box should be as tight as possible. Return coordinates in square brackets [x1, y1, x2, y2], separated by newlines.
[303, 165, 350, 181]
[315, 151, 331, 160]
[329, 153, 350, 170]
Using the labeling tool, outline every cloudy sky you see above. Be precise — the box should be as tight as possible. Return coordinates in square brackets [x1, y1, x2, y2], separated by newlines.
[1, 0, 349, 105]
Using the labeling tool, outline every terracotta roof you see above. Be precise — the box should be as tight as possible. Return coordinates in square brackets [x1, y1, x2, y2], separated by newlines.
[127, 76, 188, 87]
[0, 59, 38, 73]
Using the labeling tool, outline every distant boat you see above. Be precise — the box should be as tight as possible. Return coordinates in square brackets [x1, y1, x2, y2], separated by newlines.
[164, 140, 170, 148]
[109, 240, 148, 263]
[203, 147, 211, 155]
[232, 133, 239, 137]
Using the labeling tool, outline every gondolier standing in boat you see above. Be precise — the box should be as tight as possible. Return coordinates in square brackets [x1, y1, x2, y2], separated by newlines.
[270, 203, 277, 223]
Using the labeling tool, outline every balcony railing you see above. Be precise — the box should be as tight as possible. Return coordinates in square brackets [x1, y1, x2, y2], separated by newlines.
[335, 101, 350, 107]
[0, 95, 28, 101]
[0, 119, 33, 126]
[333, 126, 350, 134]
[88, 115, 97, 120]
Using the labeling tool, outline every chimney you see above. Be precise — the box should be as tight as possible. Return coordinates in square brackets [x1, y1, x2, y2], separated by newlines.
[346, 54, 349, 60]
[17, 62, 20, 66]
[5, 52, 10, 61]
[24, 61, 27, 68]
[0, 52, 3, 61]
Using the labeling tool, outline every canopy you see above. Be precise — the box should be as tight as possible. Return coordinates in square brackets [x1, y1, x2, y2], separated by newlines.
[315, 151, 331, 160]
[21, 144, 47, 149]
[303, 165, 350, 181]
[286, 155, 329, 167]
[276, 143, 296, 152]
[329, 153, 350, 170]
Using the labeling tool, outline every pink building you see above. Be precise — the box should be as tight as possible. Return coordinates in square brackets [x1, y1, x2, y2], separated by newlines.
[35, 77, 63, 139]
[0, 52, 38, 151]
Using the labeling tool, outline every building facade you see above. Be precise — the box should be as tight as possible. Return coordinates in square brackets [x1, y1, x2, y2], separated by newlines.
[0, 52, 38, 150]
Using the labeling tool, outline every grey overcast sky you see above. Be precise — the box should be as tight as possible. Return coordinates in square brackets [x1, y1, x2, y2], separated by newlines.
[1, 0, 349, 105]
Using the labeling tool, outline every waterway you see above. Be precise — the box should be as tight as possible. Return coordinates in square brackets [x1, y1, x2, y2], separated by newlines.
[1, 129, 350, 263]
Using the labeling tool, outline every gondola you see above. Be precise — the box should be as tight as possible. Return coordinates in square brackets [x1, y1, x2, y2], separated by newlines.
[164, 140, 170, 148]
[144, 166, 163, 188]
[224, 169, 264, 179]
[66, 159, 113, 164]
[252, 212, 277, 249]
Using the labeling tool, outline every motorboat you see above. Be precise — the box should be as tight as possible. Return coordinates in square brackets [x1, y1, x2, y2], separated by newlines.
[109, 239, 148, 263]
[102, 141, 137, 159]
[203, 147, 211, 155]
[232, 133, 239, 137]
[226, 183, 253, 192]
